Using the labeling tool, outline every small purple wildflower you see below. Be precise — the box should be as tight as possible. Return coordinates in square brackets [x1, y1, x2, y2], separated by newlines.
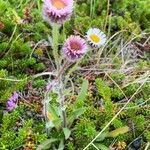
[62, 35, 88, 62]
[10, 92, 19, 102]
[6, 92, 19, 111]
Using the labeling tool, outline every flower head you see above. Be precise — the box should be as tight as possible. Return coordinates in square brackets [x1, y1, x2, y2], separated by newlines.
[6, 92, 19, 111]
[62, 35, 88, 61]
[86, 28, 106, 48]
[10, 92, 19, 101]
[42, 0, 74, 24]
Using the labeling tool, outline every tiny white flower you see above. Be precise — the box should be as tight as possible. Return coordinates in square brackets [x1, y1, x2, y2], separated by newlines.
[86, 28, 106, 48]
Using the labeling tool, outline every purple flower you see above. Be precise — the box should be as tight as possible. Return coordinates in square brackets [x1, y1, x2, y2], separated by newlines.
[6, 92, 19, 111]
[10, 92, 19, 102]
[42, 0, 74, 24]
[62, 35, 88, 62]
[6, 101, 16, 111]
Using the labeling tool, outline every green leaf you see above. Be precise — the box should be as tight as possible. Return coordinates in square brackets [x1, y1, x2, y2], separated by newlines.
[58, 139, 65, 150]
[94, 143, 109, 150]
[75, 79, 89, 108]
[95, 78, 111, 101]
[73, 108, 86, 118]
[96, 132, 108, 142]
[63, 128, 71, 140]
[37, 139, 58, 150]
[68, 108, 86, 126]
[48, 105, 59, 120]
[46, 121, 54, 129]
[53, 119, 62, 129]
[107, 126, 130, 138]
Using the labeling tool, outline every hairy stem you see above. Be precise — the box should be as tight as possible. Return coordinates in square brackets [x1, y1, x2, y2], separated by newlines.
[52, 24, 60, 69]
[58, 79, 67, 128]
[43, 94, 51, 135]
[62, 109, 67, 128]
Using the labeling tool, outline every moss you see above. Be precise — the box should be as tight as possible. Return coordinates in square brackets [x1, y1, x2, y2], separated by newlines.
[74, 119, 97, 149]
[144, 130, 150, 142]
[33, 79, 46, 88]
[0, 106, 47, 149]
[35, 63, 46, 72]
[134, 115, 146, 132]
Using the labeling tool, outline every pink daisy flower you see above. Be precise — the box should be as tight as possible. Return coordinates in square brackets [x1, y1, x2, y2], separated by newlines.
[62, 35, 88, 61]
[42, 0, 74, 24]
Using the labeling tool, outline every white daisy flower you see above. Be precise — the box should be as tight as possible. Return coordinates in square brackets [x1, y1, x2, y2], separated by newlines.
[86, 28, 106, 48]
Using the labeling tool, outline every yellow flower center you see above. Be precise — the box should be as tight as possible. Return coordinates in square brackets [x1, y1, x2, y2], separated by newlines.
[52, 0, 66, 9]
[90, 34, 100, 43]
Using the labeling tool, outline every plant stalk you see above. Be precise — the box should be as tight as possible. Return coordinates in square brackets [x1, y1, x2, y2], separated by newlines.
[52, 24, 60, 70]
[58, 77, 67, 128]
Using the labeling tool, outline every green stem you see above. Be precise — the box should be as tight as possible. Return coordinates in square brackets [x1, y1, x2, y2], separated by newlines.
[62, 108, 67, 128]
[52, 24, 60, 70]
[44, 93, 51, 135]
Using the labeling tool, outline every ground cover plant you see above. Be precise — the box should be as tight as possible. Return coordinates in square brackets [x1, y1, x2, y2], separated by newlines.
[0, 0, 150, 149]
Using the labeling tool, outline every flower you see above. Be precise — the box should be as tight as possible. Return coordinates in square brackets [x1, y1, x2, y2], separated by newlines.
[42, 0, 74, 24]
[62, 35, 88, 61]
[6, 92, 19, 111]
[86, 28, 106, 47]
[7, 101, 16, 111]
[11, 92, 19, 101]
